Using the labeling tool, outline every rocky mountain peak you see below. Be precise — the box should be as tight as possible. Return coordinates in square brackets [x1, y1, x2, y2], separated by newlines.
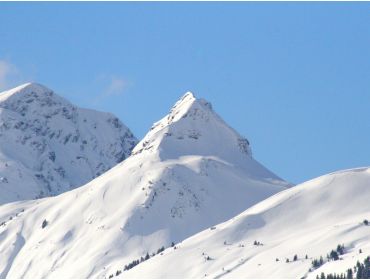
[0, 83, 137, 204]
[132, 91, 252, 162]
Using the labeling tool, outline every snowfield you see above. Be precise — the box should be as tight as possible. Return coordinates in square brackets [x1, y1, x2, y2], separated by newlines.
[0, 83, 137, 204]
[122, 167, 370, 279]
[0, 91, 288, 278]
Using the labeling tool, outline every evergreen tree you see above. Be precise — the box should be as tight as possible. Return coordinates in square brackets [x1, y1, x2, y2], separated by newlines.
[157, 246, 165, 254]
[364, 257, 370, 279]
[312, 258, 323, 269]
[336, 244, 344, 255]
[356, 261, 363, 279]
[347, 268, 353, 279]
[330, 250, 339, 261]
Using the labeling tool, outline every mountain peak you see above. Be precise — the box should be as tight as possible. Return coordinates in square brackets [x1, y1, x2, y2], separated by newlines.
[165, 91, 214, 126]
[180, 91, 196, 100]
[0, 82, 54, 105]
[15, 82, 51, 93]
[169, 91, 197, 120]
[132, 91, 252, 164]
[0, 82, 137, 204]
[174, 91, 213, 110]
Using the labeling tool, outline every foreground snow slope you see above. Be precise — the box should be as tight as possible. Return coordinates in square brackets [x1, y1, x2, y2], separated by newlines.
[0, 83, 137, 204]
[0, 92, 288, 278]
[123, 167, 370, 279]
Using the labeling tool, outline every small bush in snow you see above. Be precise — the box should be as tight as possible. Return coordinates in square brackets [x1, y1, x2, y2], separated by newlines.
[42, 219, 48, 229]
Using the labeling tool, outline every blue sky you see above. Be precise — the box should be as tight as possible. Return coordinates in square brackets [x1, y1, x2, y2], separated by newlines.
[0, 2, 369, 184]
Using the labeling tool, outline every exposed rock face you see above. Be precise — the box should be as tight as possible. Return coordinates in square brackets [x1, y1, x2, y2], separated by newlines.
[0, 82, 137, 203]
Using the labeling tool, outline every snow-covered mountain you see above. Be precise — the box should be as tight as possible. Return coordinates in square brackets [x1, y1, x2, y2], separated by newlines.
[0, 91, 288, 278]
[0, 83, 137, 204]
[123, 167, 370, 279]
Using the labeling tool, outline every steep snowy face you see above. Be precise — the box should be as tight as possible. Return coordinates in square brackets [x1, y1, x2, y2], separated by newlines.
[0, 83, 137, 204]
[123, 167, 370, 279]
[133, 92, 251, 162]
[0, 91, 288, 278]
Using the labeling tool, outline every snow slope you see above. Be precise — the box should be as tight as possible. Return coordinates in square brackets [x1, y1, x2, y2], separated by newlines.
[0, 92, 288, 278]
[122, 167, 370, 279]
[0, 83, 137, 204]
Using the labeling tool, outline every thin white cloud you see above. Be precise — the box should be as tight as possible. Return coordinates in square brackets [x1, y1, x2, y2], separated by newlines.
[105, 76, 127, 97]
[91, 75, 132, 105]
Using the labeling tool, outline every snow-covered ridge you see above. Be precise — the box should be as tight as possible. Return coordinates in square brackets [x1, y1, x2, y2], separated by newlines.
[122, 167, 370, 278]
[0, 82, 137, 204]
[0, 90, 288, 278]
